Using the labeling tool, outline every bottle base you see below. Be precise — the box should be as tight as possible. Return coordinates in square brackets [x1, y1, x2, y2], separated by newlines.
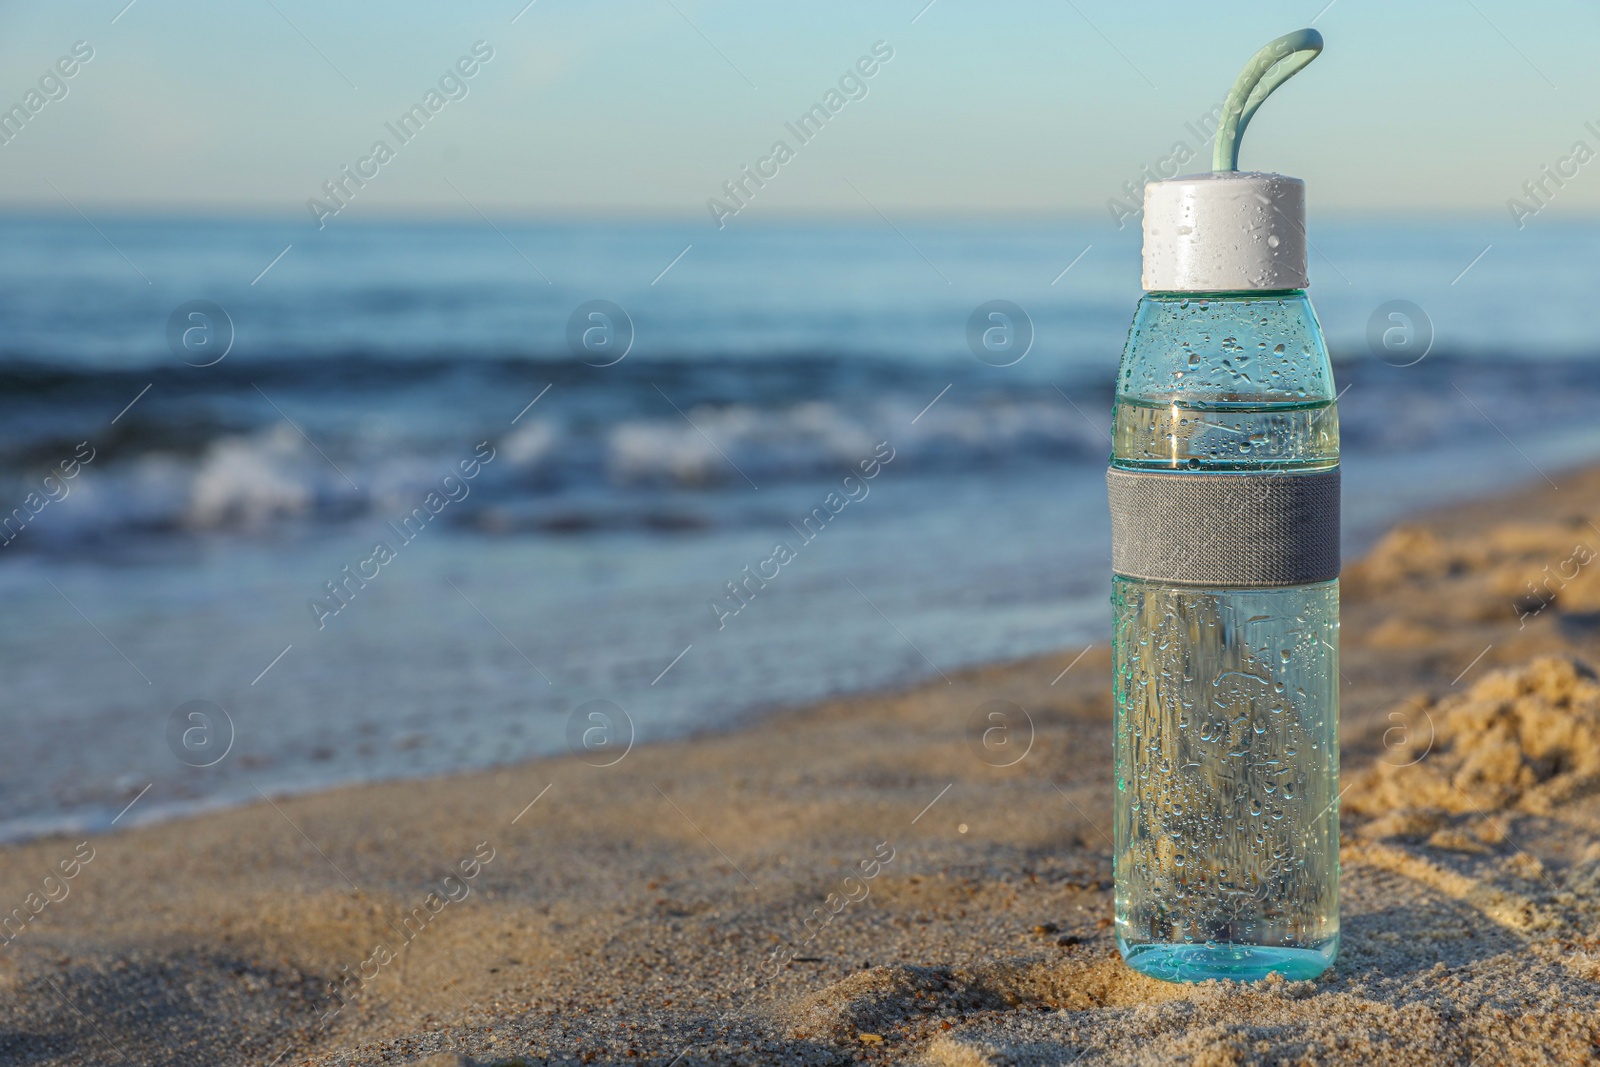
[1117, 933, 1338, 983]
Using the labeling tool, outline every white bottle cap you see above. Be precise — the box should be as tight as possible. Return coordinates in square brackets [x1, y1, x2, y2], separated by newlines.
[1141, 172, 1307, 292]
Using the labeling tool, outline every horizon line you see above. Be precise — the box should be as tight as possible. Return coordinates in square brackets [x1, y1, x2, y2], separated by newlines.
[0, 204, 1570, 227]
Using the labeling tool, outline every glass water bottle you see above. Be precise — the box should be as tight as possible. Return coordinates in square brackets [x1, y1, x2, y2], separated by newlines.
[1109, 29, 1340, 983]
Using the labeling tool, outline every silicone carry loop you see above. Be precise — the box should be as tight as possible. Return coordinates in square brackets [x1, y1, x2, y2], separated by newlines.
[1212, 29, 1324, 173]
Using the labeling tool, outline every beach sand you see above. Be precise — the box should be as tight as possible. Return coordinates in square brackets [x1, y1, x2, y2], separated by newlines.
[5, 469, 1600, 1066]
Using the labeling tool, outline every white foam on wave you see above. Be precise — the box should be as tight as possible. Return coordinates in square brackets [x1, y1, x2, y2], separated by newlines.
[501, 419, 559, 469]
[0, 395, 1116, 545]
[187, 427, 317, 529]
[606, 396, 1104, 486]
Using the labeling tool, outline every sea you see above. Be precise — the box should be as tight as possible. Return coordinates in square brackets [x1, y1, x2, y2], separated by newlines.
[2, 213, 1597, 842]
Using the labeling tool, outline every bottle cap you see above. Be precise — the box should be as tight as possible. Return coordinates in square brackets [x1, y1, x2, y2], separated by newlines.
[1140, 29, 1323, 293]
[1142, 172, 1306, 292]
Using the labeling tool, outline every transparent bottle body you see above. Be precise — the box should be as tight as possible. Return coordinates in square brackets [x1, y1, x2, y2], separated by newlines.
[1111, 291, 1340, 982]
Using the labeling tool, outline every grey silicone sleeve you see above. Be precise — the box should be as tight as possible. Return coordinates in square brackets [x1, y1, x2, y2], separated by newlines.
[1107, 467, 1340, 587]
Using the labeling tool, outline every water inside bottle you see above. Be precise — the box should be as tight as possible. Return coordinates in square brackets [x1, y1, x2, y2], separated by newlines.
[1111, 396, 1337, 472]
[1111, 396, 1340, 982]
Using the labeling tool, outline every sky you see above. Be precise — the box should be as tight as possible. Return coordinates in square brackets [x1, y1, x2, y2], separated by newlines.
[0, 0, 1596, 225]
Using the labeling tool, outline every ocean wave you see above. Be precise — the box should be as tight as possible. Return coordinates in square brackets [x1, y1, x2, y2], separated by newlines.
[0, 395, 1111, 547]
[0, 349, 1594, 549]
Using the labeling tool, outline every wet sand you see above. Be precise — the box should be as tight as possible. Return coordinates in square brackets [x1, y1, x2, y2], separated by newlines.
[4, 467, 1600, 1065]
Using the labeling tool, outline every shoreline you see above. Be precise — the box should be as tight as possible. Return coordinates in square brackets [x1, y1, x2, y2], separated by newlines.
[0, 453, 1565, 852]
[6, 402, 1599, 850]
[0, 449, 1568, 853]
[4, 464, 1600, 1065]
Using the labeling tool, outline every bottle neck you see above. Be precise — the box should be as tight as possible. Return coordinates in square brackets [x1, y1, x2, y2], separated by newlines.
[1143, 289, 1307, 300]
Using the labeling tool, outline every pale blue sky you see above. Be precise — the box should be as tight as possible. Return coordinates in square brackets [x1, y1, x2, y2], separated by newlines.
[0, 0, 1595, 223]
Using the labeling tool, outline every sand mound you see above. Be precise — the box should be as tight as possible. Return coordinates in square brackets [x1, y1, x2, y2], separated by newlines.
[1348, 525, 1483, 588]
[784, 952, 1186, 1049]
[916, 975, 1585, 1067]
[1348, 656, 1600, 831]
[1345, 519, 1600, 622]
[785, 963, 1010, 1043]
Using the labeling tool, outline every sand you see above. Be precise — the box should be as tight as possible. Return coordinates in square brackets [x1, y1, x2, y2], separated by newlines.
[5, 468, 1600, 1066]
